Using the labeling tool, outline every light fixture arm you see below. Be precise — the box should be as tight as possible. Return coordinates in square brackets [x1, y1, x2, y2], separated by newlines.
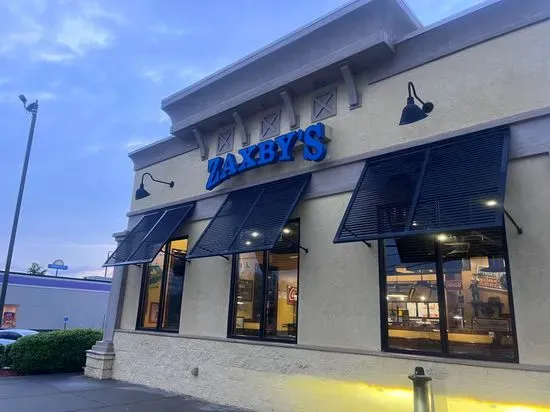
[408, 82, 427, 106]
[140, 172, 174, 188]
[504, 208, 523, 235]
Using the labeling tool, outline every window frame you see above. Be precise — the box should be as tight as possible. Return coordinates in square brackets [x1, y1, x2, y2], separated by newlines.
[227, 219, 300, 344]
[379, 225, 519, 363]
[136, 236, 188, 333]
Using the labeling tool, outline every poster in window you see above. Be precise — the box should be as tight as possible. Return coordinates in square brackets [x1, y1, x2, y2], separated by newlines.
[417, 302, 428, 318]
[238, 280, 254, 302]
[406, 302, 417, 318]
[287, 285, 298, 305]
[148, 302, 159, 324]
[428, 302, 439, 318]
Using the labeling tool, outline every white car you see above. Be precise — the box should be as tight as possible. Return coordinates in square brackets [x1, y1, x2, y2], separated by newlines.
[0, 329, 38, 346]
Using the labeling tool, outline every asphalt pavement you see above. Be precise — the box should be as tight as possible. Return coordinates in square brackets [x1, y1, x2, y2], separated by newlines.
[0, 373, 249, 412]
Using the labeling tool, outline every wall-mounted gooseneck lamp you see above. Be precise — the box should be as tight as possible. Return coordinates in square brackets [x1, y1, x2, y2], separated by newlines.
[399, 82, 434, 125]
[135, 172, 174, 200]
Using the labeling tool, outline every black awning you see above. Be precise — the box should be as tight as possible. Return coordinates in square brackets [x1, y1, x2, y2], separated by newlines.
[187, 174, 310, 259]
[104, 203, 195, 267]
[334, 127, 510, 243]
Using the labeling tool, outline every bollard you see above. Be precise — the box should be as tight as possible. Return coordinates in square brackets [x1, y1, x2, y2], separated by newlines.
[408, 367, 435, 412]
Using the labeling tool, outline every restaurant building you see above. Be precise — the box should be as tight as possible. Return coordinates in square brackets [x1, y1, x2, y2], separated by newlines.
[86, 0, 550, 410]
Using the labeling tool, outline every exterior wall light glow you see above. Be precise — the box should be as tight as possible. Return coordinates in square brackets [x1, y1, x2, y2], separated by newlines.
[282, 228, 291, 234]
[135, 172, 174, 200]
[485, 199, 498, 207]
[245, 240, 252, 246]
[251, 232, 260, 237]
[399, 82, 434, 125]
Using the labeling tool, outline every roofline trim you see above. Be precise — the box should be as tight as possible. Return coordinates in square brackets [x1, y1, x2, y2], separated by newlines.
[161, 0, 419, 108]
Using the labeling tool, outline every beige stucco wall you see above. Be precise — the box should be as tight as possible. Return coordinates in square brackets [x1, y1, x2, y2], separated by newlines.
[117, 154, 550, 365]
[178, 219, 231, 337]
[111, 16, 550, 411]
[293, 194, 380, 351]
[505, 155, 550, 366]
[112, 330, 550, 411]
[130, 19, 550, 213]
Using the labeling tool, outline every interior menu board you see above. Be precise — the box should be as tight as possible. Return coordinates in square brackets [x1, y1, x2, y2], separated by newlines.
[407, 302, 417, 318]
[428, 302, 439, 318]
[417, 302, 428, 318]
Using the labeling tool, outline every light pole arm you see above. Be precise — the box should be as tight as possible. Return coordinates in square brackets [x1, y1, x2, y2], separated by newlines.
[0, 100, 39, 323]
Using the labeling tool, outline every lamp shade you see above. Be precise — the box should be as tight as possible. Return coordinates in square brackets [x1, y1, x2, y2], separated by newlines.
[135, 183, 150, 200]
[399, 97, 427, 125]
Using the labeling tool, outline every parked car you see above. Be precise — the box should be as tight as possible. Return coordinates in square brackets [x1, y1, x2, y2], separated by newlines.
[0, 329, 38, 345]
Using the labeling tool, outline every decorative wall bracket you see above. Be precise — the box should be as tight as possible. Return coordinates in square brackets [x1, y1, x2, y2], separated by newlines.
[280, 89, 299, 130]
[504, 208, 523, 235]
[232, 111, 250, 147]
[340, 64, 362, 110]
[192, 128, 209, 161]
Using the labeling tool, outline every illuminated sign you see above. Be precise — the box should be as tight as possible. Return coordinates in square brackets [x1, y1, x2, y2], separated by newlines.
[206, 122, 328, 191]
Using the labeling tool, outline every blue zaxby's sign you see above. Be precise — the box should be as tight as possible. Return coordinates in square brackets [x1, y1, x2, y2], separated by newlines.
[206, 122, 328, 190]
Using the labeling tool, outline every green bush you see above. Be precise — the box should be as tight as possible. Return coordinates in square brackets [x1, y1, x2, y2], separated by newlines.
[3, 345, 12, 368]
[0, 345, 5, 368]
[9, 329, 102, 374]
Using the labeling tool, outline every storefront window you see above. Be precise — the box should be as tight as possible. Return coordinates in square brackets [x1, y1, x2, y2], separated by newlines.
[381, 229, 517, 362]
[138, 238, 188, 332]
[230, 221, 299, 342]
[384, 237, 441, 353]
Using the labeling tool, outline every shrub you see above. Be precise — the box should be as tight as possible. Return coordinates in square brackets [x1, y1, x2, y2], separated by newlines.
[3, 345, 11, 367]
[0, 345, 5, 368]
[9, 329, 102, 374]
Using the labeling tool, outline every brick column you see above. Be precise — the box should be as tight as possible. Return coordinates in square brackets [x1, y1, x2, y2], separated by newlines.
[85, 231, 127, 380]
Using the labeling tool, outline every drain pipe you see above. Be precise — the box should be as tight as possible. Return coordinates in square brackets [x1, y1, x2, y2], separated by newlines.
[409, 367, 435, 412]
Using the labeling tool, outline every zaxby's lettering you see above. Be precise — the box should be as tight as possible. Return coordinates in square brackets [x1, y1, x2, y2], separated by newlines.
[206, 122, 328, 190]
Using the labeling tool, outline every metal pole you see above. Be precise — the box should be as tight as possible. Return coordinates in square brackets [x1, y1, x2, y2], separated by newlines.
[55, 269, 58, 277]
[409, 367, 435, 412]
[0, 101, 39, 325]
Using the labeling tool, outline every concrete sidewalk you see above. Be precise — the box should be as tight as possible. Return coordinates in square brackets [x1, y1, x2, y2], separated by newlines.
[0, 373, 248, 411]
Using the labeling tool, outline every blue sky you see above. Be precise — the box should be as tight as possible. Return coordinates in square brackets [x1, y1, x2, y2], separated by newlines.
[0, 0, 485, 277]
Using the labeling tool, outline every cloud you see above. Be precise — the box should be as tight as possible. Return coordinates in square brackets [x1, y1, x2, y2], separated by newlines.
[0, 31, 43, 54]
[149, 24, 187, 36]
[82, 144, 105, 156]
[125, 138, 158, 150]
[0, 91, 56, 103]
[141, 67, 164, 84]
[35, 91, 58, 100]
[159, 112, 170, 123]
[75, 267, 112, 279]
[23, 241, 116, 249]
[56, 17, 113, 55]
[0, 0, 124, 59]
[80, 1, 126, 25]
[35, 51, 76, 62]
[141, 65, 211, 85]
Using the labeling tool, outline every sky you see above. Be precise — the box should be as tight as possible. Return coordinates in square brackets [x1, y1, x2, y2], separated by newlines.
[0, 0, 486, 278]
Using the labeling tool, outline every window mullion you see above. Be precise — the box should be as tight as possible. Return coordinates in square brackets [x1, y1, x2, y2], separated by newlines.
[157, 243, 171, 330]
[260, 250, 269, 340]
[435, 240, 449, 355]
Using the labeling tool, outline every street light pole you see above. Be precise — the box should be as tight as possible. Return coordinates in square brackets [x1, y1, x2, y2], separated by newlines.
[0, 97, 39, 326]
